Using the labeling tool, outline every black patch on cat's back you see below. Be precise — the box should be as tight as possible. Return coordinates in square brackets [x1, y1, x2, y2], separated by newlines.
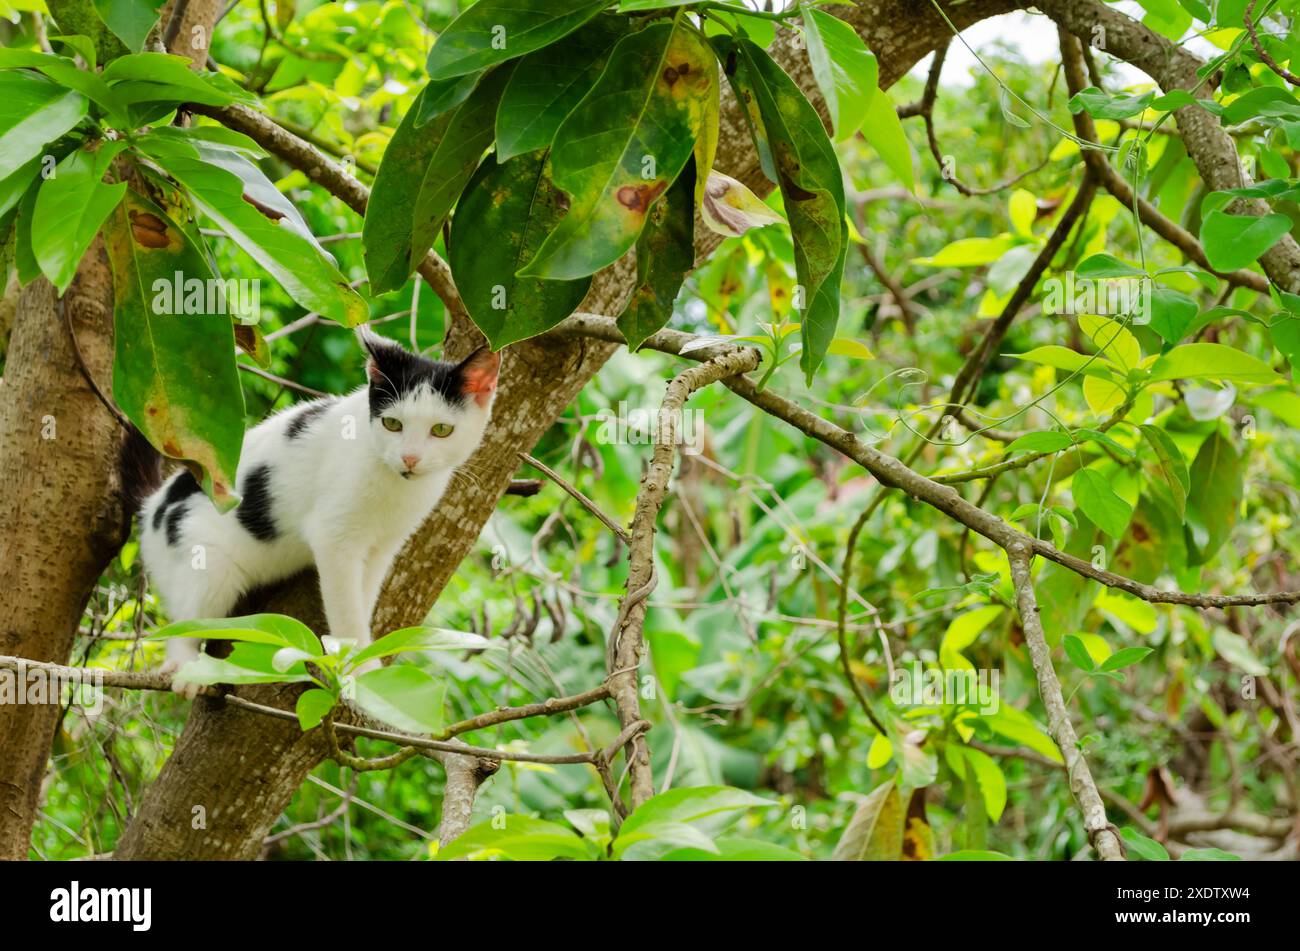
[366, 338, 465, 418]
[235, 465, 278, 541]
[165, 502, 189, 546]
[151, 471, 201, 531]
[286, 399, 333, 440]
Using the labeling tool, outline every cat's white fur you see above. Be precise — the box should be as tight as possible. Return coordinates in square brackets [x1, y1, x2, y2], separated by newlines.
[138, 333, 498, 696]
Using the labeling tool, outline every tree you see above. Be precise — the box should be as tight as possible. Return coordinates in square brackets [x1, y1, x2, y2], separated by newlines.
[1, 0, 1297, 862]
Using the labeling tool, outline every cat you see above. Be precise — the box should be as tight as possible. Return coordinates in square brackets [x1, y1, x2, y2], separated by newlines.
[136, 330, 500, 697]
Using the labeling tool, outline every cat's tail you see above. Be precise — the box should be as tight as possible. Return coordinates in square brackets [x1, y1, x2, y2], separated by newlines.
[119, 424, 163, 514]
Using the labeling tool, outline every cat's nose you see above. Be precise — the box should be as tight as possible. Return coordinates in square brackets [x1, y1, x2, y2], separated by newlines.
[402, 454, 420, 471]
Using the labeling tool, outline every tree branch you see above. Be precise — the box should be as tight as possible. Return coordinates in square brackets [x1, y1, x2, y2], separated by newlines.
[1008, 544, 1126, 860]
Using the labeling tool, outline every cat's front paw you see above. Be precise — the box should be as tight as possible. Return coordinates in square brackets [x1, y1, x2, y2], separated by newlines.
[159, 658, 203, 700]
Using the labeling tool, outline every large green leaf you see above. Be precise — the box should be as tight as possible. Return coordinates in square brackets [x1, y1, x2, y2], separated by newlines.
[151, 613, 322, 656]
[1148, 342, 1283, 384]
[0, 50, 126, 123]
[617, 785, 776, 840]
[31, 142, 127, 292]
[1184, 429, 1242, 566]
[353, 664, 447, 734]
[0, 71, 87, 181]
[802, 8, 878, 141]
[1199, 209, 1291, 272]
[493, 14, 627, 162]
[436, 815, 598, 861]
[104, 189, 245, 506]
[1073, 467, 1134, 539]
[448, 149, 591, 349]
[1139, 424, 1189, 519]
[425, 0, 610, 80]
[618, 155, 695, 351]
[138, 132, 366, 326]
[92, 0, 165, 51]
[363, 69, 508, 294]
[717, 36, 848, 383]
[521, 21, 714, 281]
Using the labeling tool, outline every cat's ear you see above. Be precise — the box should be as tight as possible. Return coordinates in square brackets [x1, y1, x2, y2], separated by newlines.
[457, 347, 500, 407]
[356, 327, 400, 385]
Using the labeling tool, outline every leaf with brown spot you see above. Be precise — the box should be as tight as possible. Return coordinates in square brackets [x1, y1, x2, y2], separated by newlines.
[715, 36, 847, 384]
[449, 149, 590, 349]
[520, 22, 714, 281]
[902, 788, 933, 861]
[618, 155, 695, 351]
[831, 780, 903, 860]
[105, 189, 245, 509]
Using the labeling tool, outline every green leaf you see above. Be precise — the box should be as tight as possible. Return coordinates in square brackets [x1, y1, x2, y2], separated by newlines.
[1121, 827, 1170, 861]
[860, 79, 913, 192]
[612, 819, 719, 861]
[983, 706, 1063, 763]
[618, 154, 695, 351]
[618, 786, 776, 841]
[150, 613, 321, 655]
[436, 815, 597, 861]
[0, 50, 126, 122]
[100, 52, 236, 109]
[521, 22, 714, 281]
[831, 780, 903, 860]
[1149, 342, 1283, 384]
[959, 746, 1007, 822]
[0, 72, 87, 181]
[716, 36, 847, 383]
[1098, 646, 1153, 672]
[493, 14, 626, 162]
[363, 70, 507, 294]
[1199, 210, 1291, 272]
[802, 8, 877, 141]
[1063, 634, 1096, 672]
[1139, 424, 1189, 519]
[295, 688, 337, 730]
[1211, 629, 1267, 676]
[1184, 429, 1242, 565]
[138, 133, 366, 326]
[939, 604, 1003, 671]
[353, 664, 447, 733]
[1073, 467, 1134, 538]
[449, 149, 591, 349]
[350, 625, 497, 667]
[425, 0, 610, 80]
[1068, 86, 1155, 119]
[176, 652, 314, 687]
[31, 142, 127, 292]
[104, 190, 246, 506]
[1148, 286, 1199, 345]
[1077, 252, 1147, 279]
[1179, 847, 1242, 861]
[91, 0, 165, 51]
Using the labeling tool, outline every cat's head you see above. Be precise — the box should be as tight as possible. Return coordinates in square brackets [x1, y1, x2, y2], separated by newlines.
[357, 329, 500, 480]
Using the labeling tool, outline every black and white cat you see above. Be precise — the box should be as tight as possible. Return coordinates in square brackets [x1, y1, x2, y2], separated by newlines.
[137, 330, 500, 696]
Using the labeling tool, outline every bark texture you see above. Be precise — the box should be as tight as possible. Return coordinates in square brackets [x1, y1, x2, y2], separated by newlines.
[0, 248, 129, 859]
[0, 0, 226, 859]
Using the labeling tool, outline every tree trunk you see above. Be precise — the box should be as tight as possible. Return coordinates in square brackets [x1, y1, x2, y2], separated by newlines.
[0, 0, 225, 859]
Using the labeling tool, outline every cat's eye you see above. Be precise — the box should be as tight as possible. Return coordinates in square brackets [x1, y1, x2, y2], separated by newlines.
[381, 417, 402, 433]
[430, 423, 454, 438]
